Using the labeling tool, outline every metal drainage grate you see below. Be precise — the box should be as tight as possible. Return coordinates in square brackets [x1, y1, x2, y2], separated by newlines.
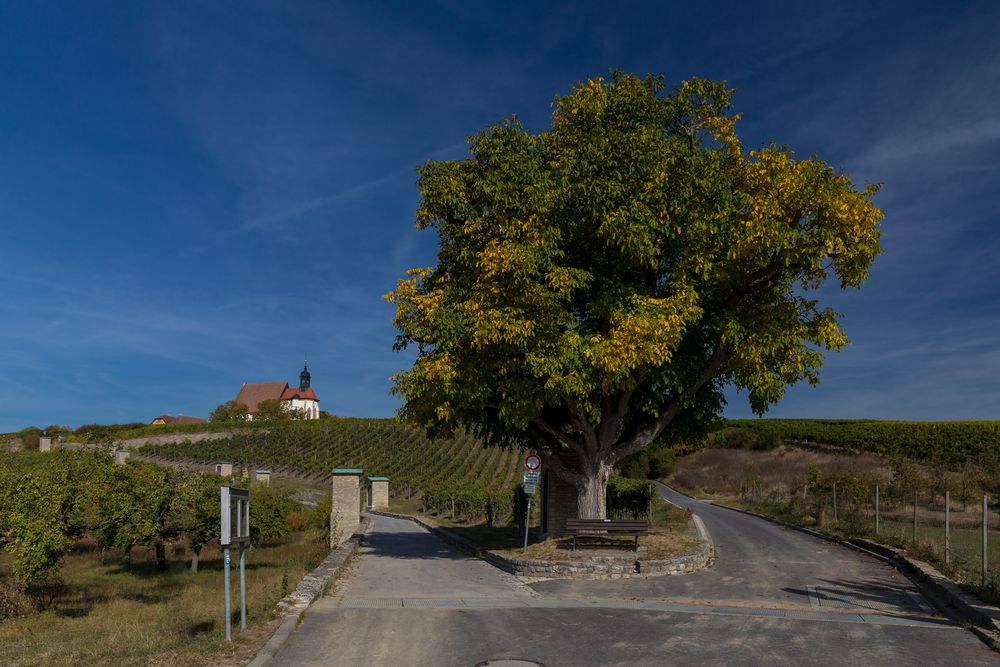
[403, 598, 466, 607]
[339, 598, 403, 608]
[814, 587, 908, 613]
[474, 661, 545, 667]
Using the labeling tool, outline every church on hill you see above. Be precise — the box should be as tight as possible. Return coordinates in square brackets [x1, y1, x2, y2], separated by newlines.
[235, 363, 320, 420]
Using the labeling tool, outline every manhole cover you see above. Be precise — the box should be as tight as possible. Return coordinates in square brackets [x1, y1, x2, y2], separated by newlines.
[474, 661, 545, 667]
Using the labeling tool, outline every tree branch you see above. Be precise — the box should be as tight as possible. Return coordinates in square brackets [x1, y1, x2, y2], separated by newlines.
[532, 416, 586, 459]
[598, 369, 648, 450]
[565, 397, 599, 455]
[532, 434, 585, 488]
[613, 342, 731, 462]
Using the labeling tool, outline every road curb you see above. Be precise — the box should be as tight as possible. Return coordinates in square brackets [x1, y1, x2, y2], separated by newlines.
[247, 515, 372, 667]
[666, 487, 1000, 651]
[847, 538, 1000, 650]
[657, 483, 714, 548]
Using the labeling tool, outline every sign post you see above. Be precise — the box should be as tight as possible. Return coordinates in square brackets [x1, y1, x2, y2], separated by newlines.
[220, 486, 250, 641]
[522, 454, 541, 552]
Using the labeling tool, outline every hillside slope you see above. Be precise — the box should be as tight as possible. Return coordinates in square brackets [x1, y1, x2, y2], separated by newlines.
[139, 418, 523, 521]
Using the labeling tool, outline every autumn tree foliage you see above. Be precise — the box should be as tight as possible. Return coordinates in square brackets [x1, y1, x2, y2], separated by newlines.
[387, 73, 883, 519]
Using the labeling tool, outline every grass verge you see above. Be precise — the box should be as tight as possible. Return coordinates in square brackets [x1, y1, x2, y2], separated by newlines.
[0, 531, 328, 666]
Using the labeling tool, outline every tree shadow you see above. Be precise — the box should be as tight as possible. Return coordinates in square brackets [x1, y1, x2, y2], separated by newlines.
[187, 620, 215, 637]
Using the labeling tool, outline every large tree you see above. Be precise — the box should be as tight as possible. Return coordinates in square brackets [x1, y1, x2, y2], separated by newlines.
[387, 73, 883, 519]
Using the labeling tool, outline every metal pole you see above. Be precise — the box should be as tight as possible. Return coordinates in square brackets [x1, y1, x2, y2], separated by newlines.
[239, 541, 247, 630]
[912, 490, 918, 544]
[984, 495, 989, 588]
[223, 545, 232, 642]
[945, 491, 950, 565]
[833, 482, 838, 522]
[875, 485, 880, 535]
[522, 497, 532, 552]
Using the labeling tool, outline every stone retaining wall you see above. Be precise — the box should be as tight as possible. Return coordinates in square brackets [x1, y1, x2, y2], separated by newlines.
[484, 541, 714, 580]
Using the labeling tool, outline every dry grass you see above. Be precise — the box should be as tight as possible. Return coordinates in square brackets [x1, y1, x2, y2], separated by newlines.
[671, 444, 890, 497]
[507, 530, 699, 561]
[0, 532, 327, 666]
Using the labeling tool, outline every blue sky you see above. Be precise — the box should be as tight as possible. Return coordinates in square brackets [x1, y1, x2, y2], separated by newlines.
[2, 1, 998, 431]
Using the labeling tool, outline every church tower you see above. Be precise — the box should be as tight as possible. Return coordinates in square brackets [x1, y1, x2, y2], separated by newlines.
[299, 361, 311, 390]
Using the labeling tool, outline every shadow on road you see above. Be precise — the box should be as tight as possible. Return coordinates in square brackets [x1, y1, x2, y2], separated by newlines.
[782, 576, 934, 617]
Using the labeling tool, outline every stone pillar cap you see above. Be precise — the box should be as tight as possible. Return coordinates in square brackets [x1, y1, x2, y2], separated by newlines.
[332, 468, 364, 475]
[367, 476, 389, 481]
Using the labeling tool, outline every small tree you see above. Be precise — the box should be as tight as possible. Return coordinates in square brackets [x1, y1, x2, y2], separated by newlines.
[210, 400, 249, 423]
[175, 473, 222, 573]
[388, 72, 883, 518]
[254, 399, 288, 422]
[16, 427, 41, 451]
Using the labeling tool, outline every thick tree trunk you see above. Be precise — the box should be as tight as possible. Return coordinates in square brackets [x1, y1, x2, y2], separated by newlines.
[576, 461, 612, 519]
[155, 542, 167, 572]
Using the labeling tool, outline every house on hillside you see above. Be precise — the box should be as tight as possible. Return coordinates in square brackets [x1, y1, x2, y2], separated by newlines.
[234, 363, 320, 420]
[151, 414, 208, 425]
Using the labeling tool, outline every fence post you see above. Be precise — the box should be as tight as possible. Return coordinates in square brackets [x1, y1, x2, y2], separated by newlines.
[875, 484, 880, 535]
[833, 482, 838, 521]
[984, 495, 989, 588]
[912, 490, 918, 545]
[945, 490, 950, 565]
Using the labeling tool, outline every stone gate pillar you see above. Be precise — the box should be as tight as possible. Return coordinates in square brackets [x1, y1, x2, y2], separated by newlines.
[367, 476, 389, 511]
[330, 468, 363, 547]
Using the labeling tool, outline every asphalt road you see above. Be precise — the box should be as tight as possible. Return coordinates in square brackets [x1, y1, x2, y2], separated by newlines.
[268, 493, 999, 666]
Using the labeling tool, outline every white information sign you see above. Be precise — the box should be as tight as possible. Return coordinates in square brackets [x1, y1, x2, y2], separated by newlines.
[522, 469, 541, 495]
[220, 486, 250, 546]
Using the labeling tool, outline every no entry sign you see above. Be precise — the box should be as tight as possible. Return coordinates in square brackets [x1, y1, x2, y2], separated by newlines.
[524, 453, 541, 471]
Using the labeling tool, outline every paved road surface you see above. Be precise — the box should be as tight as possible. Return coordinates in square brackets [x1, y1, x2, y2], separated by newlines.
[532, 485, 931, 614]
[269, 496, 998, 666]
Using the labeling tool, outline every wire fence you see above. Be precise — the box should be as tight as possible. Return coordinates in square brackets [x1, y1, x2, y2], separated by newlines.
[740, 480, 999, 593]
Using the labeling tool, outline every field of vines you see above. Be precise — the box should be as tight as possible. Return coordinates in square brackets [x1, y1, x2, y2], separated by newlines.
[726, 419, 1000, 466]
[139, 418, 524, 523]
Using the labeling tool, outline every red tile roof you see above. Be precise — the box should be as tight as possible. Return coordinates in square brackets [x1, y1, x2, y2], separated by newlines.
[151, 414, 207, 425]
[280, 387, 319, 401]
[235, 382, 288, 412]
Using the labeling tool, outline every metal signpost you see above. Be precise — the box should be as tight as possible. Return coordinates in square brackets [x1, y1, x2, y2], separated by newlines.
[220, 486, 250, 642]
[522, 454, 541, 552]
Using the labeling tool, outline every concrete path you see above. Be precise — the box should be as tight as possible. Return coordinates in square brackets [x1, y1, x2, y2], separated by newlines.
[331, 514, 535, 601]
[268, 498, 999, 666]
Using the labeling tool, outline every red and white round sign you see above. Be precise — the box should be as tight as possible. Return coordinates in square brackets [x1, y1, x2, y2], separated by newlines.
[524, 453, 542, 471]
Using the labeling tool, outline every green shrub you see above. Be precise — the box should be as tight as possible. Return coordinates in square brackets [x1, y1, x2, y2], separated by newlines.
[607, 476, 655, 520]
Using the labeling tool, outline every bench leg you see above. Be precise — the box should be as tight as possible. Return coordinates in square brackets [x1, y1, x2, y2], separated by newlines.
[634, 536, 639, 552]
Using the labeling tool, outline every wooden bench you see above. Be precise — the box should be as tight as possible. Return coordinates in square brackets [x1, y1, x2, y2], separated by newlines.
[565, 519, 650, 552]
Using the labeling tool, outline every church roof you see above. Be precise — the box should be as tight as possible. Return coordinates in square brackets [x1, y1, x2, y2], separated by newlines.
[235, 382, 289, 412]
[281, 386, 319, 401]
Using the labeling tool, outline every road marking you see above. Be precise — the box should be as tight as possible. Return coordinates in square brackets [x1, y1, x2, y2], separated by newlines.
[336, 597, 958, 629]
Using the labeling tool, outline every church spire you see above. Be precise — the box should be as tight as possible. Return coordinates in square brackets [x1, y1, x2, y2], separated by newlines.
[300, 360, 311, 390]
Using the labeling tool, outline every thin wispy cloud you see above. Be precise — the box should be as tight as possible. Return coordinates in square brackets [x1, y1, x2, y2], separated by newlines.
[1, 1, 998, 429]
